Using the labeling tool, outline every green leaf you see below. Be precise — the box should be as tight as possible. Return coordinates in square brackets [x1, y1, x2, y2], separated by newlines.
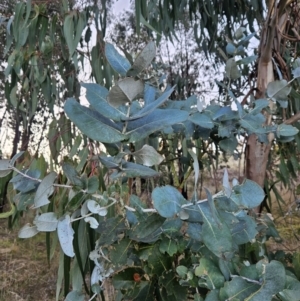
[57, 215, 75, 257]
[226, 43, 236, 55]
[63, 14, 75, 56]
[245, 261, 285, 301]
[35, 212, 58, 232]
[18, 224, 39, 238]
[176, 266, 188, 278]
[152, 185, 187, 218]
[127, 86, 174, 120]
[220, 277, 260, 300]
[267, 80, 291, 100]
[159, 238, 178, 256]
[107, 78, 144, 108]
[225, 58, 241, 80]
[189, 112, 214, 129]
[110, 238, 132, 266]
[86, 176, 99, 194]
[126, 109, 189, 142]
[195, 258, 225, 289]
[249, 99, 269, 115]
[292, 252, 300, 279]
[231, 215, 258, 245]
[219, 137, 238, 153]
[230, 179, 265, 209]
[279, 275, 300, 301]
[115, 161, 159, 178]
[81, 83, 125, 121]
[64, 98, 127, 143]
[187, 223, 202, 241]
[34, 172, 57, 208]
[127, 41, 156, 76]
[105, 43, 131, 76]
[132, 144, 164, 166]
[277, 124, 299, 137]
[65, 290, 85, 301]
[0, 159, 12, 177]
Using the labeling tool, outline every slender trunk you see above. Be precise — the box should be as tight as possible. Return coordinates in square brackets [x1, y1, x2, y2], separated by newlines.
[245, 0, 289, 211]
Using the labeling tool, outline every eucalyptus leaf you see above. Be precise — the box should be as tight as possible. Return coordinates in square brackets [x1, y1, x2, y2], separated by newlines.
[277, 124, 299, 137]
[126, 109, 189, 142]
[132, 144, 164, 166]
[35, 212, 58, 232]
[107, 78, 144, 108]
[57, 214, 75, 257]
[81, 83, 125, 121]
[267, 80, 291, 100]
[64, 98, 126, 143]
[152, 185, 187, 218]
[105, 43, 131, 76]
[0, 159, 12, 177]
[189, 112, 214, 129]
[245, 261, 285, 301]
[65, 290, 85, 301]
[34, 171, 56, 208]
[18, 223, 39, 238]
[225, 58, 241, 80]
[127, 41, 156, 76]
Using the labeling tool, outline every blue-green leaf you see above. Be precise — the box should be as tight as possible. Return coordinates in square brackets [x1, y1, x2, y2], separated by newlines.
[230, 179, 265, 209]
[105, 43, 131, 76]
[81, 83, 125, 121]
[152, 185, 187, 218]
[64, 98, 127, 143]
[189, 112, 214, 129]
[277, 124, 299, 137]
[34, 171, 56, 208]
[126, 109, 189, 142]
[35, 212, 58, 232]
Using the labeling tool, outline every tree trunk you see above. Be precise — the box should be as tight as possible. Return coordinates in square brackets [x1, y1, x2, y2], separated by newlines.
[245, 0, 290, 211]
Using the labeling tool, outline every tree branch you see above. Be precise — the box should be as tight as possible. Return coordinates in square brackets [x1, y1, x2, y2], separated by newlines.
[284, 112, 300, 124]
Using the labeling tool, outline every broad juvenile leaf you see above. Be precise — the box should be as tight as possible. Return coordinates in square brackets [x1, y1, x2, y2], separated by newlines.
[126, 109, 189, 142]
[127, 41, 156, 76]
[132, 145, 164, 166]
[117, 161, 159, 178]
[35, 212, 58, 232]
[64, 98, 126, 143]
[220, 277, 260, 300]
[152, 185, 187, 218]
[87, 200, 107, 216]
[225, 58, 241, 80]
[57, 215, 75, 257]
[277, 124, 299, 137]
[249, 99, 269, 115]
[105, 43, 131, 76]
[159, 238, 178, 256]
[267, 80, 291, 100]
[189, 112, 214, 129]
[107, 78, 144, 108]
[219, 137, 238, 153]
[127, 86, 174, 120]
[84, 217, 99, 229]
[231, 179, 265, 209]
[65, 290, 85, 301]
[0, 159, 12, 177]
[34, 171, 56, 208]
[245, 261, 285, 301]
[18, 223, 39, 238]
[195, 258, 225, 289]
[81, 83, 125, 121]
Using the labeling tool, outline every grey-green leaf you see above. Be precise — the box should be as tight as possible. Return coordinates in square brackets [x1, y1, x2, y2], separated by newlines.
[34, 171, 56, 208]
[127, 41, 156, 76]
[81, 83, 125, 121]
[18, 224, 39, 238]
[57, 215, 75, 257]
[152, 185, 187, 218]
[267, 80, 291, 100]
[64, 98, 127, 143]
[105, 43, 131, 76]
[35, 212, 58, 232]
[277, 124, 299, 137]
[225, 58, 241, 80]
[133, 145, 164, 166]
[189, 112, 214, 129]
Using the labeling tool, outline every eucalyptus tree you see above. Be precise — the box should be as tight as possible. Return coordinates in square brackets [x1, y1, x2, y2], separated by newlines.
[135, 0, 300, 208]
